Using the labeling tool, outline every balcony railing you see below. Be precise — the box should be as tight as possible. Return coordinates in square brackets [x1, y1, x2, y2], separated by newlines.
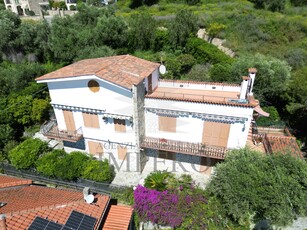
[41, 120, 83, 142]
[141, 137, 227, 159]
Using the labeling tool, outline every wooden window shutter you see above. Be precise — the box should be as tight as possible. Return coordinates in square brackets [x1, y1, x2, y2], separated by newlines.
[63, 110, 76, 131]
[117, 146, 127, 160]
[202, 121, 230, 148]
[88, 141, 103, 155]
[158, 116, 176, 132]
[114, 119, 126, 132]
[83, 113, 100, 128]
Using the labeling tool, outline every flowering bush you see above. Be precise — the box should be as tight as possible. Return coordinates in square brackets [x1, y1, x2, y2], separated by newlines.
[134, 185, 207, 228]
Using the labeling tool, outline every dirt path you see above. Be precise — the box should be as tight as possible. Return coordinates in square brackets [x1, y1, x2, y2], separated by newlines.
[197, 29, 236, 58]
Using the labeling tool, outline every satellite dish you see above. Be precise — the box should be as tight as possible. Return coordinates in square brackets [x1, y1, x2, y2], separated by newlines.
[85, 194, 95, 204]
[159, 65, 166, 75]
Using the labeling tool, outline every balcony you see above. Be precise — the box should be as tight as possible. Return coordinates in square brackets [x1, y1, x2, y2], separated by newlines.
[41, 120, 83, 142]
[141, 137, 227, 159]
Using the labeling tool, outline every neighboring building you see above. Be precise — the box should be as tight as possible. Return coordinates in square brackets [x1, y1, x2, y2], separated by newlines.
[36, 55, 301, 176]
[0, 175, 133, 230]
[3, 0, 48, 15]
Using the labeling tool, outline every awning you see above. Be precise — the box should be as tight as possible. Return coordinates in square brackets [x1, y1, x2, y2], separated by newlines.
[254, 105, 270, 117]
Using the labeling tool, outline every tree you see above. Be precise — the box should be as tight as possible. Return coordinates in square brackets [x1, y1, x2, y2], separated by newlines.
[129, 0, 143, 9]
[290, 0, 306, 6]
[207, 22, 226, 43]
[168, 9, 198, 49]
[54, 151, 89, 180]
[36, 149, 66, 177]
[230, 53, 291, 103]
[8, 138, 49, 169]
[249, 0, 286, 12]
[96, 15, 128, 48]
[81, 159, 114, 182]
[128, 13, 157, 51]
[207, 148, 307, 227]
[286, 67, 307, 138]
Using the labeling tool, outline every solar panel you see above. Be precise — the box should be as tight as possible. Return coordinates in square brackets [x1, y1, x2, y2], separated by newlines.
[28, 216, 63, 230]
[63, 210, 96, 230]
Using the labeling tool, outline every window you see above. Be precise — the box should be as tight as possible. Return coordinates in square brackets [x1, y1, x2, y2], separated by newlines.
[63, 110, 76, 131]
[114, 119, 126, 132]
[88, 141, 103, 156]
[202, 121, 230, 148]
[82, 113, 100, 128]
[117, 146, 127, 160]
[88, 80, 100, 93]
[158, 115, 176, 132]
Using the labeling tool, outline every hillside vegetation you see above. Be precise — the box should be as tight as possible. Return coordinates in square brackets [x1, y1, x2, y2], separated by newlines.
[0, 0, 306, 158]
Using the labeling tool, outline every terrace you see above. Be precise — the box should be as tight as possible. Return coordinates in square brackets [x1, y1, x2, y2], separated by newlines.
[141, 137, 227, 159]
[146, 79, 253, 106]
[40, 120, 83, 142]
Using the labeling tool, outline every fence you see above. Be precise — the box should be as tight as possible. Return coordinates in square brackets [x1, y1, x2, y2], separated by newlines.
[0, 163, 126, 194]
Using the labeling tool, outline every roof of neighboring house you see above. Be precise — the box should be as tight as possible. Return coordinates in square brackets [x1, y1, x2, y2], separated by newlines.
[265, 134, 302, 158]
[103, 205, 134, 230]
[0, 175, 32, 188]
[0, 175, 132, 230]
[35, 55, 160, 89]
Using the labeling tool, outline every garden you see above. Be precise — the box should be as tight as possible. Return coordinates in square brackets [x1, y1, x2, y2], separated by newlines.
[5, 138, 115, 182]
[131, 149, 307, 229]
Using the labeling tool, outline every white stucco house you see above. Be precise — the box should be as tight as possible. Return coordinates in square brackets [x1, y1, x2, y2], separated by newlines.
[36, 55, 272, 175]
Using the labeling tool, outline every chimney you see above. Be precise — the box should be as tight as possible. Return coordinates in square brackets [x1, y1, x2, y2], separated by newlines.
[0, 214, 7, 230]
[240, 76, 250, 99]
[247, 68, 257, 95]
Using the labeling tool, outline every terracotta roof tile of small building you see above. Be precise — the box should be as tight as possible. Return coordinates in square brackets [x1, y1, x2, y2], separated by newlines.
[0, 185, 83, 214]
[160, 79, 240, 87]
[0, 176, 112, 230]
[265, 134, 302, 158]
[35, 55, 160, 89]
[5, 194, 109, 230]
[103, 205, 133, 230]
[0, 175, 32, 188]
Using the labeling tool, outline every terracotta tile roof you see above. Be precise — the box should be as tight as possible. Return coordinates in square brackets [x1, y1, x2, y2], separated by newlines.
[160, 79, 240, 87]
[35, 55, 160, 89]
[0, 177, 114, 230]
[5, 194, 109, 230]
[103, 205, 133, 230]
[0, 175, 32, 188]
[265, 134, 302, 158]
[0, 186, 82, 214]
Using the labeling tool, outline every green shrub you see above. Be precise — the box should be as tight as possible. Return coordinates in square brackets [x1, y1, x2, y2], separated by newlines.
[184, 64, 211, 82]
[8, 138, 49, 169]
[185, 0, 200, 6]
[81, 159, 114, 182]
[111, 186, 134, 205]
[69, 5, 77, 10]
[207, 148, 307, 227]
[209, 62, 233, 82]
[144, 170, 173, 191]
[36, 149, 66, 177]
[186, 37, 233, 65]
[256, 106, 282, 126]
[54, 151, 89, 181]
